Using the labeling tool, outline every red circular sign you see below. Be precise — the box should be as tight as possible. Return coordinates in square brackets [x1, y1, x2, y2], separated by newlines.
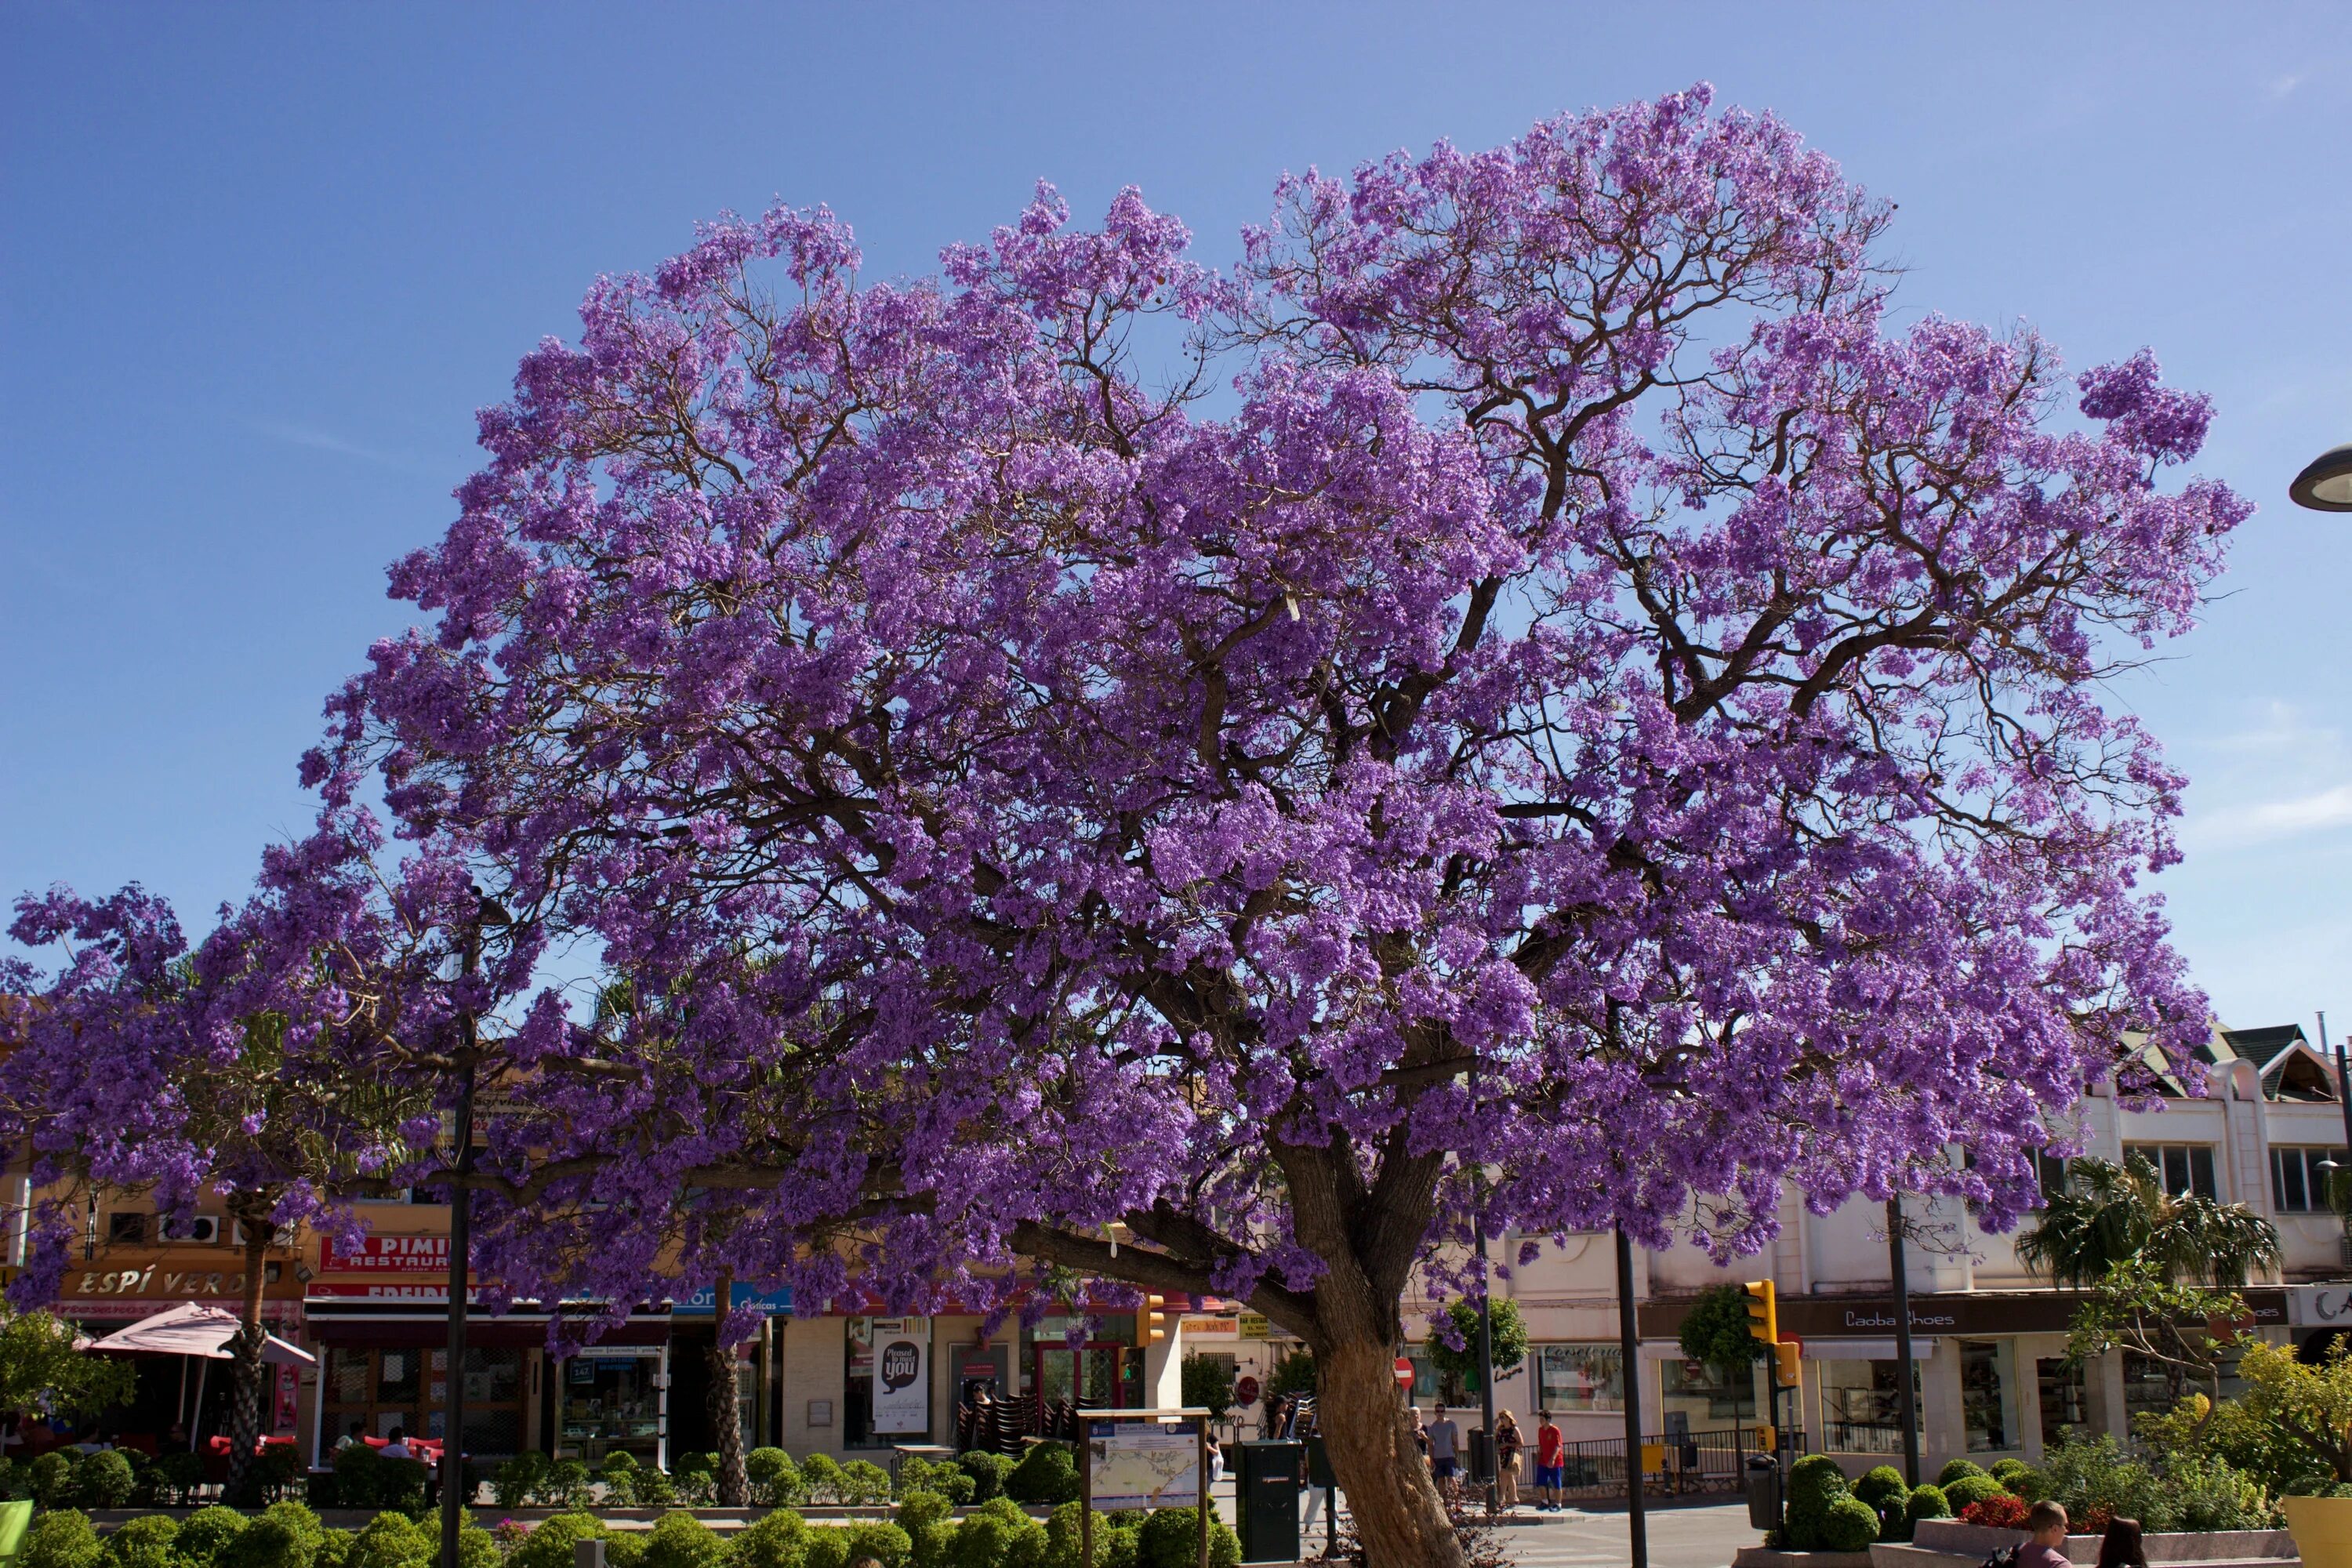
[1393, 1357, 1415, 1386]
[1235, 1375, 1261, 1406]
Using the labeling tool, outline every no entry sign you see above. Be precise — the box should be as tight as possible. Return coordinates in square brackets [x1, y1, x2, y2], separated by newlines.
[1393, 1357, 1414, 1387]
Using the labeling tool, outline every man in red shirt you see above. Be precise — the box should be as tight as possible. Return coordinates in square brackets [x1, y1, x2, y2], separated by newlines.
[1534, 1410, 1566, 1511]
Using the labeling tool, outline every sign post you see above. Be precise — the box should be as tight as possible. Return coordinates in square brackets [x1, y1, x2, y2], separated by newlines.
[1078, 1406, 1213, 1568]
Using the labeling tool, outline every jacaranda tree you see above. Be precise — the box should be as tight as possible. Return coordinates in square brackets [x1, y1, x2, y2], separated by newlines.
[9, 88, 2243, 1568]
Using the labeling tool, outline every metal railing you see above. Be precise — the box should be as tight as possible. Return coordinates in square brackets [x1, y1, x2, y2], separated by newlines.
[1554, 1427, 1806, 1497]
[1822, 1420, 1907, 1455]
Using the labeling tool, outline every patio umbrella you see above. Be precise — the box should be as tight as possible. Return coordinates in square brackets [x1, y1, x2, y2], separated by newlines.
[86, 1301, 315, 1446]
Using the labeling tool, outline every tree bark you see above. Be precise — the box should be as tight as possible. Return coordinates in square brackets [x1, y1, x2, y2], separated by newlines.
[1314, 1334, 1464, 1568]
[223, 1217, 272, 1504]
[706, 1271, 748, 1505]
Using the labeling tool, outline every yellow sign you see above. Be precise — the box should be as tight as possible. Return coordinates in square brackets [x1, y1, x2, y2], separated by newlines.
[1237, 1314, 1270, 1339]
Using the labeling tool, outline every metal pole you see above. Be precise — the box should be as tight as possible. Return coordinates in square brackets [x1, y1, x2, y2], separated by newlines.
[1196, 1416, 1209, 1568]
[1614, 1225, 1648, 1568]
[1889, 1196, 1918, 1487]
[1474, 1208, 1496, 1519]
[441, 919, 480, 1568]
[2323, 1012, 2352, 1167]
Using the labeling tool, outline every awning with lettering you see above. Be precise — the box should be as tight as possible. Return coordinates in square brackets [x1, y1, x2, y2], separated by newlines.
[303, 1300, 671, 1350]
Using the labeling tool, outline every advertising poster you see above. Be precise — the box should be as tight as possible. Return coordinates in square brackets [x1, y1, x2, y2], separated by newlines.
[869, 1317, 930, 1434]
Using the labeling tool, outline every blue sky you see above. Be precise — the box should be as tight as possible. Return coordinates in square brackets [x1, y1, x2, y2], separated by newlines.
[5, 3, 2352, 1032]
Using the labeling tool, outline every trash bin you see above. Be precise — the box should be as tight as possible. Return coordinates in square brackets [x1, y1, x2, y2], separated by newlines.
[1744, 1453, 1783, 1532]
[1236, 1439, 1303, 1563]
[1467, 1428, 1495, 1486]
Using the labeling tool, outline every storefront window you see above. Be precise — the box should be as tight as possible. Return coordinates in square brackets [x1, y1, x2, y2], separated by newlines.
[1820, 1360, 1919, 1454]
[1959, 1340, 2014, 1453]
[321, 1345, 526, 1457]
[556, 1351, 662, 1463]
[2037, 1358, 2088, 1448]
[1535, 1344, 1623, 1412]
[1659, 1358, 1756, 1430]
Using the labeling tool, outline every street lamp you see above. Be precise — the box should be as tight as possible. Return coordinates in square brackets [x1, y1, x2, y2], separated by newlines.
[2292, 444, 2352, 512]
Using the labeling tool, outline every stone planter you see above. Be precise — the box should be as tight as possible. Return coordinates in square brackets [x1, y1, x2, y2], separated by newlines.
[1731, 1549, 1874, 1568]
[2284, 1496, 2352, 1568]
[1881, 1519, 2296, 1568]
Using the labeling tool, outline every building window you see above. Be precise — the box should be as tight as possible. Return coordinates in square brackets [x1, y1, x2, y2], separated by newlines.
[2124, 1143, 2218, 1200]
[105, 1213, 147, 1246]
[1820, 1359, 1920, 1454]
[1534, 1344, 1623, 1413]
[321, 1345, 526, 1458]
[2037, 1358, 2088, 1449]
[1958, 1340, 2013, 1453]
[2033, 1152, 2071, 1205]
[2273, 1148, 2348, 1214]
[1659, 1358, 1756, 1428]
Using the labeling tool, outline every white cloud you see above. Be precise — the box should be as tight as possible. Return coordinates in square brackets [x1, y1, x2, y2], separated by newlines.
[2187, 782, 2352, 850]
[241, 418, 419, 470]
[2269, 71, 2308, 100]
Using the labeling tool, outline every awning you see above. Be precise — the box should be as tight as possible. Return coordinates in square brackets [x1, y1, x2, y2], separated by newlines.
[88, 1302, 314, 1367]
[303, 1301, 672, 1349]
[1639, 1342, 1691, 1360]
[1802, 1338, 1936, 1361]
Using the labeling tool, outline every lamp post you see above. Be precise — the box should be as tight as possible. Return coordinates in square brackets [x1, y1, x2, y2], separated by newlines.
[442, 893, 508, 1568]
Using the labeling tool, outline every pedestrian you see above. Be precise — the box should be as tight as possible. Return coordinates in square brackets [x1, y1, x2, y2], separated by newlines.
[2017, 1502, 2072, 1568]
[1410, 1406, 1429, 1460]
[1425, 1404, 1461, 1496]
[2096, 1519, 2147, 1568]
[380, 1426, 412, 1461]
[1534, 1410, 1564, 1511]
[1299, 1406, 1333, 1533]
[1493, 1410, 1523, 1512]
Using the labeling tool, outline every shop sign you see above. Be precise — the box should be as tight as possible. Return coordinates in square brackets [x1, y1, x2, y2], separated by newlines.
[1236, 1314, 1271, 1338]
[71, 1265, 252, 1300]
[2288, 1286, 2352, 1327]
[851, 1316, 930, 1435]
[1178, 1316, 1236, 1338]
[670, 1287, 793, 1316]
[318, 1235, 449, 1273]
[305, 1284, 463, 1301]
[1639, 1287, 2289, 1341]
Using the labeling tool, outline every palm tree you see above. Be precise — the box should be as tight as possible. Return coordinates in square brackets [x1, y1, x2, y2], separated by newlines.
[2016, 1153, 2281, 1288]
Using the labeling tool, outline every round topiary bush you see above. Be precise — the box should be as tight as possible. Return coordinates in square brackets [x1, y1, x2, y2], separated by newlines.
[949, 1500, 1043, 1568]
[842, 1523, 915, 1568]
[505, 1515, 606, 1568]
[731, 1514, 810, 1568]
[1782, 1454, 1852, 1552]
[639, 1513, 726, 1568]
[106, 1515, 179, 1568]
[1134, 1509, 1236, 1568]
[837, 1461, 893, 1508]
[957, 1451, 1014, 1504]
[220, 1504, 326, 1568]
[71, 1450, 133, 1511]
[27, 1454, 74, 1512]
[1936, 1458, 1987, 1490]
[340, 1513, 430, 1568]
[1991, 1459, 2033, 1489]
[24, 1511, 100, 1568]
[1823, 1496, 1882, 1552]
[1907, 1484, 1951, 1530]
[1005, 1443, 1080, 1507]
[1944, 1474, 2007, 1512]
[176, 1508, 254, 1568]
[745, 1450, 802, 1508]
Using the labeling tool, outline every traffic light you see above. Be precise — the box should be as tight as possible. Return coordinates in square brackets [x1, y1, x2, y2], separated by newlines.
[1140, 1294, 1171, 1345]
[1775, 1341, 1802, 1387]
[1743, 1279, 1777, 1347]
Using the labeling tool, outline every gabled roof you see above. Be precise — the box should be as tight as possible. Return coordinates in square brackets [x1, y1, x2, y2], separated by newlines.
[2125, 1022, 2339, 1103]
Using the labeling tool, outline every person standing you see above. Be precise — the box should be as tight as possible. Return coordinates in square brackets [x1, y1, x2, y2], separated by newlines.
[1493, 1410, 1523, 1512]
[1425, 1405, 1461, 1497]
[1534, 1410, 1564, 1512]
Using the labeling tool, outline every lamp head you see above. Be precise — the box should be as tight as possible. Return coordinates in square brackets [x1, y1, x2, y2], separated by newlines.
[2291, 443, 2352, 512]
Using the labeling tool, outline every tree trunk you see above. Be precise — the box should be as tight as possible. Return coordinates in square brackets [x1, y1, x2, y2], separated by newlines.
[1315, 1333, 1465, 1568]
[223, 1225, 272, 1504]
[706, 1272, 748, 1505]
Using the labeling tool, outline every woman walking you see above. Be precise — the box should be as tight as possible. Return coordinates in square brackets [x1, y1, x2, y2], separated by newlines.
[1493, 1410, 1524, 1512]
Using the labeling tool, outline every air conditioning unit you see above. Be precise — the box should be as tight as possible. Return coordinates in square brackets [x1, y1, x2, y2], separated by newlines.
[163, 1215, 220, 1244]
[230, 1219, 294, 1249]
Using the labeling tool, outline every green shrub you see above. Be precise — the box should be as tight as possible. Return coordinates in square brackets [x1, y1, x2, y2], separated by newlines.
[746, 1450, 804, 1508]
[1853, 1466, 1907, 1539]
[0, 1457, 16, 1502]
[837, 1461, 892, 1508]
[639, 1513, 727, 1568]
[1822, 1497, 1881, 1552]
[376, 1460, 429, 1519]
[505, 1515, 607, 1568]
[25, 1511, 102, 1568]
[731, 1513, 811, 1568]
[108, 1515, 181, 1568]
[800, 1530, 849, 1568]
[956, 1452, 1014, 1505]
[1133, 1509, 1236, 1568]
[1990, 1459, 2032, 1489]
[29, 1453, 74, 1511]
[339, 1514, 430, 1568]
[492, 1451, 550, 1509]
[71, 1450, 134, 1511]
[154, 1454, 202, 1508]
[895, 1459, 974, 1506]
[899, 1493, 956, 1568]
[1943, 1475, 2006, 1512]
[1781, 1454, 1850, 1552]
[841, 1523, 914, 1568]
[1906, 1485, 1951, 1530]
[630, 1469, 680, 1511]
[545, 1460, 593, 1510]
[801, 1454, 846, 1506]
[326, 1447, 380, 1511]
[1935, 1459, 1987, 1490]
[673, 1454, 717, 1507]
[949, 1502, 1043, 1568]
[219, 1504, 328, 1568]
[1044, 1504, 1129, 1568]
[311, 1536, 350, 1568]
[1004, 1443, 1080, 1507]
[456, 1530, 497, 1568]
[176, 1508, 253, 1568]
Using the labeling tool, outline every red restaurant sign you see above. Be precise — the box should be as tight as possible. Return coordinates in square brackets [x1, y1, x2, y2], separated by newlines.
[318, 1235, 450, 1273]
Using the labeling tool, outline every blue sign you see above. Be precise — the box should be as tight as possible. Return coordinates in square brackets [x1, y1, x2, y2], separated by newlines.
[670, 1287, 793, 1316]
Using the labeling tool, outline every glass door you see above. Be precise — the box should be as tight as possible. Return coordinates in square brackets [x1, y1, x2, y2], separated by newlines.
[1036, 1345, 1126, 1407]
